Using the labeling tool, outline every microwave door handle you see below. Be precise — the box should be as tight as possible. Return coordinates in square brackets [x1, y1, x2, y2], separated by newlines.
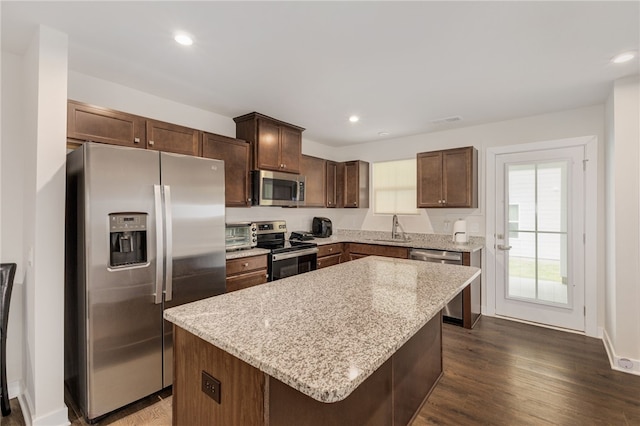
[153, 185, 164, 305]
[164, 185, 173, 302]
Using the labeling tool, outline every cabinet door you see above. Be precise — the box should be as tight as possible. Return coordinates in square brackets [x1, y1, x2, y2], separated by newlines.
[300, 155, 326, 207]
[343, 161, 360, 208]
[417, 151, 444, 208]
[202, 133, 251, 207]
[279, 126, 302, 173]
[226, 269, 268, 293]
[67, 100, 146, 147]
[442, 147, 476, 207]
[256, 119, 281, 171]
[317, 254, 342, 269]
[146, 119, 200, 156]
[326, 161, 338, 208]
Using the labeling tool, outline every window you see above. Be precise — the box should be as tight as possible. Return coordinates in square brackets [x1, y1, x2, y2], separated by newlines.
[509, 203, 520, 238]
[372, 159, 418, 215]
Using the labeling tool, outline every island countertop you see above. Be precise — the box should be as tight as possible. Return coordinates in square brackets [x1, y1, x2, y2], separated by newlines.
[164, 256, 480, 404]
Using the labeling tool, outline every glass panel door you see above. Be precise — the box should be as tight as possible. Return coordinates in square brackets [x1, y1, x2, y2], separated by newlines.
[495, 146, 585, 331]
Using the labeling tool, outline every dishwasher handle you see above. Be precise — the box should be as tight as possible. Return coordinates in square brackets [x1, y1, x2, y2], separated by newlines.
[410, 250, 462, 263]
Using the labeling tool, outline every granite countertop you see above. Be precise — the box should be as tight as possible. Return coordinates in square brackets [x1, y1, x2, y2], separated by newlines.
[164, 256, 480, 403]
[313, 230, 485, 253]
[225, 247, 270, 260]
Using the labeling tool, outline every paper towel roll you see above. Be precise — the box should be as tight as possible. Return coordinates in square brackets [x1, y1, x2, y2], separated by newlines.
[453, 219, 468, 243]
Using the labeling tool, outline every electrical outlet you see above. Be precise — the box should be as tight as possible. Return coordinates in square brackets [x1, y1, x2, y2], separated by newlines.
[201, 371, 221, 404]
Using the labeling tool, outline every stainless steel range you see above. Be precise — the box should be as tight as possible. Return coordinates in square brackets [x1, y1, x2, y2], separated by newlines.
[255, 220, 318, 281]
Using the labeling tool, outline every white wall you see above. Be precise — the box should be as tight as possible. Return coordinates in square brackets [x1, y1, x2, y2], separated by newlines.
[333, 105, 606, 330]
[1, 51, 26, 400]
[604, 76, 640, 372]
[20, 26, 70, 426]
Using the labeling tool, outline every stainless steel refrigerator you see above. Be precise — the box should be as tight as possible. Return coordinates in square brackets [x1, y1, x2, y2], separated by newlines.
[65, 142, 226, 421]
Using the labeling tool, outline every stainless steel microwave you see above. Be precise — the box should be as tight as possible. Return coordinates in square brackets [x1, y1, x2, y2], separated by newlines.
[251, 170, 305, 207]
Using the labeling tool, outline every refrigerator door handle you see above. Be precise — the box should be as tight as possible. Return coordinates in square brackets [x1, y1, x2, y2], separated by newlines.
[163, 185, 173, 301]
[153, 185, 164, 305]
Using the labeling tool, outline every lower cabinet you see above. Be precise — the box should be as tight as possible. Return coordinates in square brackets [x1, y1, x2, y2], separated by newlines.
[317, 243, 343, 269]
[344, 243, 409, 261]
[226, 255, 268, 293]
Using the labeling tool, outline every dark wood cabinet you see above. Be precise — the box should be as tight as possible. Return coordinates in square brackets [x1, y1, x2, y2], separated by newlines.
[67, 100, 146, 148]
[344, 243, 408, 261]
[146, 119, 200, 156]
[234, 112, 304, 174]
[226, 255, 268, 293]
[202, 133, 251, 207]
[417, 146, 478, 208]
[325, 161, 338, 208]
[300, 155, 326, 207]
[317, 243, 343, 269]
[343, 161, 369, 208]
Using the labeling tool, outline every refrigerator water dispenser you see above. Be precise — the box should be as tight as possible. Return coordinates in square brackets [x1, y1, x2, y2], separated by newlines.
[109, 213, 147, 267]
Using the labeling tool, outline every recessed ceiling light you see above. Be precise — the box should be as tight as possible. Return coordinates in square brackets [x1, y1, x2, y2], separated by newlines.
[378, 132, 390, 137]
[611, 51, 636, 64]
[349, 115, 359, 123]
[174, 33, 193, 46]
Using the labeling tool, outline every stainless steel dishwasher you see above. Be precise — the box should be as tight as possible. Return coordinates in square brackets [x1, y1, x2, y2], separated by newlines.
[409, 249, 464, 325]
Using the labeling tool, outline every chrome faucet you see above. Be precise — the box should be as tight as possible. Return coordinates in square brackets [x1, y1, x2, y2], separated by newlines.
[391, 214, 407, 241]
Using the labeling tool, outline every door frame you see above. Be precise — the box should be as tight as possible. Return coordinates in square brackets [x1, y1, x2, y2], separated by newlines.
[485, 136, 598, 337]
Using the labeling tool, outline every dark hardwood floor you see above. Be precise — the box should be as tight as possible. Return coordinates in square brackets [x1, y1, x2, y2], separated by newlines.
[5, 317, 640, 425]
[416, 317, 640, 425]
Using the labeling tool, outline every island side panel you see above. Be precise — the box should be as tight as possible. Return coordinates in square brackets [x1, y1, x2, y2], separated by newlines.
[268, 358, 393, 425]
[393, 312, 443, 425]
[173, 326, 265, 426]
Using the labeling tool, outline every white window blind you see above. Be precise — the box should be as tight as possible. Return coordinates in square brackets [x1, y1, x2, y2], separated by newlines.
[372, 159, 418, 215]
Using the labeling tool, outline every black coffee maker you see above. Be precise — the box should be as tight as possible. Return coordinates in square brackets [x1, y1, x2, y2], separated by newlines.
[312, 217, 332, 238]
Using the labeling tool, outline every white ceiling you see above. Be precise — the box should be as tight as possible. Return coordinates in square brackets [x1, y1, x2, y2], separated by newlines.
[1, 1, 638, 146]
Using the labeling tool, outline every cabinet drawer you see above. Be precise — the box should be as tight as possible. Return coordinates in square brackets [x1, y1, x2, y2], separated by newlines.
[317, 243, 342, 258]
[317, 253, 341, 269]
[226, 269, 268, 293]
[226, 255, 268, 276]
[347, 243, 409, 259]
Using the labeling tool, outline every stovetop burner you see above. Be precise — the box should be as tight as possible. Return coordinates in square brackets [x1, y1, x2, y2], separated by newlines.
[257, 240, 317, 254]
[254, 220, 317, 254]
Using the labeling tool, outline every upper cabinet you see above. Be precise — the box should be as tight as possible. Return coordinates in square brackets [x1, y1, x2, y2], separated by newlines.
[67, 100, 146, 148]
[67, 100, 200, 156]
[325, 160, 338, 208]
[343, 160, 369, 208]
[234, 112, 304, 174]
[202, 133, 251, 207]
[300, 155, 326, 207]
[146, 119, 200, 156]
[417, 146, 478, 208]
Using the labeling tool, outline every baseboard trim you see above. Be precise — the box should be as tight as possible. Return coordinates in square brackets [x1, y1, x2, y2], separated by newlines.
[602, 328, 640, 376]
[32, 406, 70, 426]
[16, 390, 70, 426]
[19, 392, 33, 426]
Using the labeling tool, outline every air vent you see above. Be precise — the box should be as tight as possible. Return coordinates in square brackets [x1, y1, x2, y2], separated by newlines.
[430, 116, 463, 124]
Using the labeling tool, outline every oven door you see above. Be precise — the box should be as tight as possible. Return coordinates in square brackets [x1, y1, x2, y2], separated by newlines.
[269, 248, 318, 281]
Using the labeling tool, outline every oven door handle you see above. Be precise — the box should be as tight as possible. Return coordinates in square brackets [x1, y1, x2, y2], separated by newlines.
[271, 248, 319, 262]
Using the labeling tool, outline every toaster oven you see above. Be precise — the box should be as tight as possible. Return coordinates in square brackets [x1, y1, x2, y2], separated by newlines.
[225, 222, 257, 251]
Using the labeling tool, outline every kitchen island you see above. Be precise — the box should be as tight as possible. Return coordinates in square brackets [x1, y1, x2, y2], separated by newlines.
[164, 256, 480, 425]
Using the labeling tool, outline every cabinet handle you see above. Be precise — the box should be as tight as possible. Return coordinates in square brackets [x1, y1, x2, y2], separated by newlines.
[134, 137, 140, 144]
[242, 262, 249, 267]
[328, 248, 333, 252]
[149, 140, 155, 146]
[283, 164, 286, 168]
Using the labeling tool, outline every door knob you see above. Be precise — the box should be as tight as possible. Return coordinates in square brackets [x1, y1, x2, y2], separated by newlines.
[497, 245, 512, 251]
